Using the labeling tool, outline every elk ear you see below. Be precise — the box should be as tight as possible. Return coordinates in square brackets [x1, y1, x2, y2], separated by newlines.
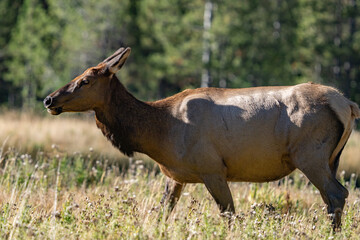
[104, 47, 131, 74]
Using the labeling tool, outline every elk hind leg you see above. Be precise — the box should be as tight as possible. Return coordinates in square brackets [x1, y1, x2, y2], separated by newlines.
[297, 163, 348, 229]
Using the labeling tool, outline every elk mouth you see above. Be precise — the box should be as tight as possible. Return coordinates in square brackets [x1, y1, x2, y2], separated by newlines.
[47, 107, 63, 115]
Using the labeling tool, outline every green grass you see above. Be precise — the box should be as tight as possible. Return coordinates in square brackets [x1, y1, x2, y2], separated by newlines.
[0, 146, 360, 239]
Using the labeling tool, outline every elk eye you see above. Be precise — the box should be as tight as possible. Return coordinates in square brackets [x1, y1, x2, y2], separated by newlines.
[79, 79, 89, 87]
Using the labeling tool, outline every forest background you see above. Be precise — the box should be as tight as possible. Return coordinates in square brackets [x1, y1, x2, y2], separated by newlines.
[1, 0, 360, 110]
[1, 2, 360, 238]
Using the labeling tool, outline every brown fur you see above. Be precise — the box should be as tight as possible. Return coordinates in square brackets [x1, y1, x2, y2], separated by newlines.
[94, 75, 140, 156]
[44, 47, 360, 229]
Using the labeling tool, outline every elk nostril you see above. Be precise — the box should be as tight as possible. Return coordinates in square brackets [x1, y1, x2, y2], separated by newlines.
[44, 96, 53, 107]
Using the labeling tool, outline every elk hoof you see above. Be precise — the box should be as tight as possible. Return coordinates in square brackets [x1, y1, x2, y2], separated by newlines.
[332, 208, 342, 231]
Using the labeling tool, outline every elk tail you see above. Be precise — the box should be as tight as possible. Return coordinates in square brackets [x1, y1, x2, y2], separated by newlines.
[326, 90, 360, 174]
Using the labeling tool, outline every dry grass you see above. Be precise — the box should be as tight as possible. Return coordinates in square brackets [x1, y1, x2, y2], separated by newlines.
[341, 131, 360, 175]
[0, 110, 359, 174]
[0, 111, 124, 159]
[0, 150, 359, 239]
[0, 110, 360, 239]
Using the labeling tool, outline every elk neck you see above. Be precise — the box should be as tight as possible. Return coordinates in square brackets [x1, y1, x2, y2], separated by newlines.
[94, 75, 170, 160]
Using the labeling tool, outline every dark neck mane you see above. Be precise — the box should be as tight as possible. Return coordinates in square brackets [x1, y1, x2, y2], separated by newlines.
[94, 75, 160, 156]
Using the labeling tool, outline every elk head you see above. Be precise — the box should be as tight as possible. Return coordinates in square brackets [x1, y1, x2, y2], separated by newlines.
[44, 47, 131, 115]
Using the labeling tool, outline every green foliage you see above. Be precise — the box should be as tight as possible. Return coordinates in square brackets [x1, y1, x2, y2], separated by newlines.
[4, 0, 57, 108]
[211, 0, 302, 88]
[1, 0, 360, 108]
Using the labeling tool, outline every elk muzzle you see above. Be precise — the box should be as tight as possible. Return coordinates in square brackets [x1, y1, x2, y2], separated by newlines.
[43, 95, 63, 115]
[43, 96, 53, 108]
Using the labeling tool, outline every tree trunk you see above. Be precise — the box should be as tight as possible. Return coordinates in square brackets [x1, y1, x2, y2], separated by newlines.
[345, 0, 356, 98]
[201, 0, 213, 88]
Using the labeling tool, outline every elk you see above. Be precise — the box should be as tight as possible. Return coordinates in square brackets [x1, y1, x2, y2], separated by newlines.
[44, 47, 360, 229]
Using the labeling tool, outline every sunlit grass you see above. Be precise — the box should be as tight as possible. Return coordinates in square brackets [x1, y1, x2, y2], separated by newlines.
[0, 110, 359, 175]
[0, 110, 121, 159]
[0, 111, 360, 239]
[341, 131, 360, 176]
[0, 146, 359, 239]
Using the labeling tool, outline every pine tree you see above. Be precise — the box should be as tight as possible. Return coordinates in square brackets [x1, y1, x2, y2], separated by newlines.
[4, 0, 58, 108]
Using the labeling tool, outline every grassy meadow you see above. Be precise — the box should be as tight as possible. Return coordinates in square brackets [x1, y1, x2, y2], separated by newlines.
[0, 111, 360, 239]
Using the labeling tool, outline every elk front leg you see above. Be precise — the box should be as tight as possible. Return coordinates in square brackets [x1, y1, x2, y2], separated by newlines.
[202, 174, 235, 214]
[160, 177, 184, 218]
